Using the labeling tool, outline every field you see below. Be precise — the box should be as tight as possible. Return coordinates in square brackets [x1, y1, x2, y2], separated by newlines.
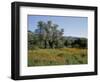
[28, 48, 87, 66]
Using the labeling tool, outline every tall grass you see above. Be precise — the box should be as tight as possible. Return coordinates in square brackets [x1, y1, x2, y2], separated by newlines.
[28, 48, 87, 66]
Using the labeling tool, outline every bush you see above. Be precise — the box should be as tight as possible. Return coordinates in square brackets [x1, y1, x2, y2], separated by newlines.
[28, 45, 40, 50]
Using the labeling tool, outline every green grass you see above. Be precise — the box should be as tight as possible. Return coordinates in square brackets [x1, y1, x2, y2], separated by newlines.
[28, 48, 87, 66]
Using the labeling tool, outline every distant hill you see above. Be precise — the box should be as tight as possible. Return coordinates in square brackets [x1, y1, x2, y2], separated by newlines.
[63, 36, 87, 41]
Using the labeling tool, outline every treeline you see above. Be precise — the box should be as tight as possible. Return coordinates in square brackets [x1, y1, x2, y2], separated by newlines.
[64, 37, 87, 48]
[28, 21, 87, 50]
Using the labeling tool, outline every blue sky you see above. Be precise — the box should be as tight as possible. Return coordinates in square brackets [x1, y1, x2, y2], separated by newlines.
[28, 15, 88, 38]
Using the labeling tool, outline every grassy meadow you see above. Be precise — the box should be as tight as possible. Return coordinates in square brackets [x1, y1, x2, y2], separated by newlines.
[28, 48, 87, 66]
